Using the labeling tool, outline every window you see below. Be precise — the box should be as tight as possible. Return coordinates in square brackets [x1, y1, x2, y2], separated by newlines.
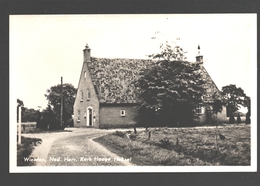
[81, 90, 84, 101]
[77, 110, 80, 122]
[84, 71, 87, 79]
[87, 89, 90, 101]
[196, 105, 204, 114]
[120, 110, 126, 117]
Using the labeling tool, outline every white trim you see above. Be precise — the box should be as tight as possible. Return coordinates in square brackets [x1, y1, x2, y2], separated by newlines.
[196, 105, 204, 114]
[120, 110, 126, 117]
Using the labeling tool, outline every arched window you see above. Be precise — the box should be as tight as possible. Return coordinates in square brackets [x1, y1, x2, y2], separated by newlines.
[77, 110, 80, 122]
[81, 90, 84, 101]
[84, 71, 87, 79]
[87, 89, 90, 100]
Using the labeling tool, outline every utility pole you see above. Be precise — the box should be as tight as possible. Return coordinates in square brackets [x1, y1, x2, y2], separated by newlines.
[61, 76, 63, 128]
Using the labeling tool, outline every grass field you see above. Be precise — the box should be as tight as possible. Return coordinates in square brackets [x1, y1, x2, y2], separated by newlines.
[17, 136, 42, 166]
[94, 124, 250, 166]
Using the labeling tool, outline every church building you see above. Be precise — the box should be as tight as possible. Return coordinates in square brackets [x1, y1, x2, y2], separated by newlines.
[73, 44, 227, 128]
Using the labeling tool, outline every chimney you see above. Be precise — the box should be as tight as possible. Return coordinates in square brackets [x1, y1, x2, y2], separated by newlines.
[83, 43, 91, 62]
[196, 45, 203, 63]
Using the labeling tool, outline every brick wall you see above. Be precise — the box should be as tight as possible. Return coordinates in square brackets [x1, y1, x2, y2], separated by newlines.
[99, 105, 138, 127]
[197, 105, 228, 123]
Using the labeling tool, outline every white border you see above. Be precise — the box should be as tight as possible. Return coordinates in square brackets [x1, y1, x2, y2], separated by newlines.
[10, 14, 257, 173]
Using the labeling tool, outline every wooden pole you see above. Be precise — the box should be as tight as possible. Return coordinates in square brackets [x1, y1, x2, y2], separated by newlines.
[61, 76, 63, 128]
[18, 106, 21, 144]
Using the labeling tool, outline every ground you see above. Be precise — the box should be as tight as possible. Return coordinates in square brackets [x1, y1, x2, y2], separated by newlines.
[94, 124, 251, 166]
[21, 128, 135, 166]
[19, 124, 251, 166]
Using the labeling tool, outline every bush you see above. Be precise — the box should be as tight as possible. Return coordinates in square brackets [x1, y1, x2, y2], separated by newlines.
[236, 114, 241, 123]
[99, 123, 136, 129]
[129, 133, 137, 140]
[245, 112, 250, 124]
[17, 136, 42, 166]
[229, 115, 235, 124]
[158, 137, 171, 149]
[113, 131, 126, 138]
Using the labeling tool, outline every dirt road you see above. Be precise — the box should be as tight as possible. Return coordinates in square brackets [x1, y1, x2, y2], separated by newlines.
[22, 128, 135, 166]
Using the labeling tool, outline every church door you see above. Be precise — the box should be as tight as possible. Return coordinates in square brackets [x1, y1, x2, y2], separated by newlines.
[88, 108, 92, 126]
[86, 107, 93, 126]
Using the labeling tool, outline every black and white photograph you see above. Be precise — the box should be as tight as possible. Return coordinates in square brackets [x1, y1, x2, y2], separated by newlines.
[10, 14, 256, 172]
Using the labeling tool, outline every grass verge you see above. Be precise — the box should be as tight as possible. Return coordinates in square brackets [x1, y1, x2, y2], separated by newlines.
[17, 136, 42, 166]
[94, 124, 250, 166]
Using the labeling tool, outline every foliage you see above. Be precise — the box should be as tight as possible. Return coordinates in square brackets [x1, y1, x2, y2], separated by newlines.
[148, 41, 187, 61]
[113, 131, 126, 138]
[17, 99, 38, 122]
[44, 83, 77, 129]
[245, 97, 251, 124]
[236, 113, 241, 123]
[245, 112, 251, 124]
[229, 115, 235, 124]
[212, 100, 223, 115]
[158, 137, 171, 149]
[17, 136, 42, 166]
[17, 99, 24, 107]
[135, 53, 206, 127]
[221, 84, 248, 124]
[37, 105, 57, 130]
[21, 107, 39, 122]
[99, 123, 136, 129]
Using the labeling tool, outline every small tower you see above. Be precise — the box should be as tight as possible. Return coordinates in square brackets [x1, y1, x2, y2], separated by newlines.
[196, 45, 203, 63]
[83, 43, 91, 62]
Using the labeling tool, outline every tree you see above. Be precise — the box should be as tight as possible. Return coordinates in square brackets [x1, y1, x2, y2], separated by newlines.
[245, 96, 251, 124]
[17, 99, 39, 122]
[221, 84, 247, 124]
[17, 99, 24, 107]
[39, 105, 55, 130]
[45, 83, 77, 129]
[212, 100, 223, 115]
[236, 113, 241, 123]
[148, 41, 187, 62]
[135, 41, 206, 127]
[22, 107, 38, 122]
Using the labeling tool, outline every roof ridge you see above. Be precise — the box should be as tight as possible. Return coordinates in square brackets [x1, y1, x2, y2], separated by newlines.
[91, 56, 154, 61]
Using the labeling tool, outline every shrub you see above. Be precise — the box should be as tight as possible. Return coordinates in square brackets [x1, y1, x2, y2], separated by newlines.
[158, 137, 171, 149]
[129, 133, 137, 140]
[236, 114, 241, 123]
[229, 115, 235, 124]
[113, 131, 126, 138]
[245, 112, 250, 124]
[17, 136, 42, 166]
[99, 123, 136, 129]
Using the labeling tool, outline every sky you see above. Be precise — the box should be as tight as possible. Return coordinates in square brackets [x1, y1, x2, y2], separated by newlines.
[10, 14, 256, 110]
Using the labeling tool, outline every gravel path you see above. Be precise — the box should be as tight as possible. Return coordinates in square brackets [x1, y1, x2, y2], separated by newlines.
[21, 128, 135, 166]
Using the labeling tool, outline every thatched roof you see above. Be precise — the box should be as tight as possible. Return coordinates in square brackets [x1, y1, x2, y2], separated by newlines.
[86, 57, 220, 104]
